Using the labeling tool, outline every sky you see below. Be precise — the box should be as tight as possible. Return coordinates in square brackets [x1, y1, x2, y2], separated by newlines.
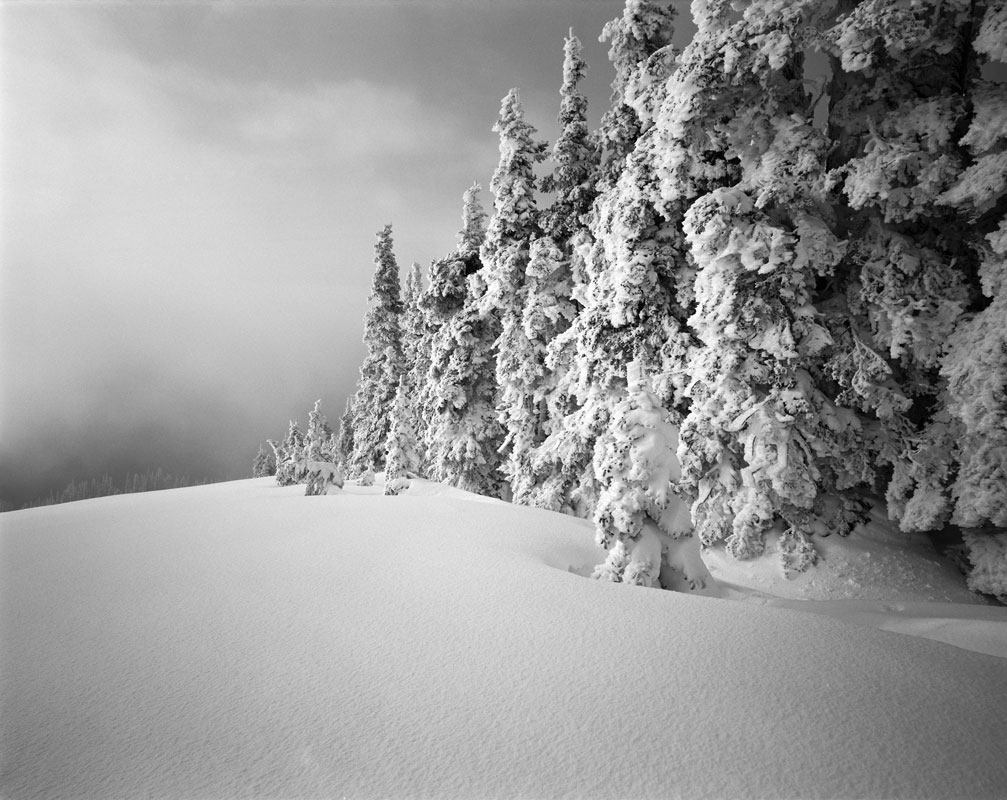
[0, 0, 697, 507]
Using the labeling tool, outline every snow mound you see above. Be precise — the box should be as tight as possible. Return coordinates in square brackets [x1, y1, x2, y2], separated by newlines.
[3, 478, 1007, 800]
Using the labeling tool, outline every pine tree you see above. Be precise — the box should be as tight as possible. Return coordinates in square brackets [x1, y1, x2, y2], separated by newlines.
[333, 396, 355, 468]
[820, 0, 983, 535]
[423, 185, 506, 496]
[934, 2, 1007, 589]
[595, 0, 678, 188]
[541, 30, 598, 244]
[399, 261, 430, 471]
[348, 225, 405, 475]
[541, 0, 681, 519]
[252, 443, 276, 478]
[273, 420, 305, 486]
[384, 375, 422, 496]
[304, 399, 332, 463]
[479, 88, 549, 501]
[592, 360, 692, 586]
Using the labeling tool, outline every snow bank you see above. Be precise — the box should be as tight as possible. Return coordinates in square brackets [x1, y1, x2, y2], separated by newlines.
[3, 478, 1007, 799]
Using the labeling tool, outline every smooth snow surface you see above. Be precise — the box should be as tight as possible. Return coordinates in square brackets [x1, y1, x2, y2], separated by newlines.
[3, 478, 1007, 800]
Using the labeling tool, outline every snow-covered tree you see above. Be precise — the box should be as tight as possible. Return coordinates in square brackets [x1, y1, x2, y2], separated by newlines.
[304, 399, 332, 463]
[479, 88, 548, 499]
[333, 396, 355, 468]
[595, 0, 678, 188]
[819, 0, 984, 534]
[348, 225, 405, 475]
[592, 360, 692, 586]
[541, 31, 598, 243]
[399, 261, 430, 471]
[934, 3, 1007, 586]
[539, 0, 682, 519]
[423, 185, 507, 497]
[384, 376, 422, 496]
[251, 443, 275, 478]
[273, 420, 305, 487]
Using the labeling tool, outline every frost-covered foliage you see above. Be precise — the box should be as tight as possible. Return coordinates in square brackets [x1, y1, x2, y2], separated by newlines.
[479, 89, 549, 500]
[424, 186, 507, 498]
[541, 31, 598, 243]
[661, 0, 881, 568]
[265, 0, 1003, 597]
[963, 530, 1007, 602]
[535, 0, 681, 521]
[398, 261, 429, 471]
[272, 420, 305, 487]
[595, 0, 678, 186]
[333, 396, 355, 468]
[384, 376, 422, 496]
[935, 11, 1007, 531]
[304, 399, 333, 464]
[251, 443, 276, 478]
[591, 361, 691, 586]
[348, 225, 405, 475]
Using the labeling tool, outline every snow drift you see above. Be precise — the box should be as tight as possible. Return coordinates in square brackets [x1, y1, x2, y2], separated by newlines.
[2, 478, 1006, 799]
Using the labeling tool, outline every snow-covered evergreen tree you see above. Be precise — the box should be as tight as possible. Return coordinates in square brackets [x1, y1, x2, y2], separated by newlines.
[304, 399, 332, 463]
[384, 376, 422, 496]
[934, 3, 1007, 586]
[541, 31, 598, 244]
[539, 0, 681, 519]
[273, 420, 305, 487]
[592, 360, 692, 586]
[399, 261, 430, 472]
[595, 0, 678, 188]
[423, 185, 507, 497]
[251, 443, 275, 478]
[478, 88, 548, 500]
[348, 225, 405, 475]
[819, 0, 983, 534]
[333, 396, 355, 468]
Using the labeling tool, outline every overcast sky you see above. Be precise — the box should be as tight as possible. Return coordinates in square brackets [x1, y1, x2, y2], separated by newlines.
[0, 0, 695, 507]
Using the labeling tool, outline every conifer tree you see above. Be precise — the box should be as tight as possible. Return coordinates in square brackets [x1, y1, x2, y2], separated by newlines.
[399, 261, 430, 471]
[479, 88, 548, 499]
[348, 225, 405, 475]
[595, 0, 678, 188]
[541, 0, 681, 518]
[541, 31, 598, 243]
[592, 360, 691, 586]
[273, 420, 305, 486]
[304, 399, 332, 463]
[934, 2, 1007, 588]
[820, 0, 980, 535]
[384, 376, 422, 496]
[423, 185, 506, 496]
[333, 396, 355, 468]
[252, 443, 275, 478]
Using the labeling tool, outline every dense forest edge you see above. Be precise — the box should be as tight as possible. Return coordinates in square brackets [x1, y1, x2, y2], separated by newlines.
[261, 0, 1007, 601]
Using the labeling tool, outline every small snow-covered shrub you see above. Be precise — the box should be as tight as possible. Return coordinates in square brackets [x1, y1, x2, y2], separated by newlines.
[963, 531, 1007, 602]
[357, 468, 375, 487]
[384, 475, 410, 496]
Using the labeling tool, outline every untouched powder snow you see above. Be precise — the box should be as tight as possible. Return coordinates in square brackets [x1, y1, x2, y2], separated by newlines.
[3, 478, 1007, 799]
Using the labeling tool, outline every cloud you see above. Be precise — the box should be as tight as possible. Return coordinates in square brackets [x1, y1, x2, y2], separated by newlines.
[1, 8, 473, 504]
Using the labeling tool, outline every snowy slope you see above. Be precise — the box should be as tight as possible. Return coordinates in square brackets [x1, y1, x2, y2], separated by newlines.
[3, 478, 1007, 800]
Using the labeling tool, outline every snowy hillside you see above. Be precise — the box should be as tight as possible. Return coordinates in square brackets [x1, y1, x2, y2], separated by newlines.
[3, 477, 1007, 799]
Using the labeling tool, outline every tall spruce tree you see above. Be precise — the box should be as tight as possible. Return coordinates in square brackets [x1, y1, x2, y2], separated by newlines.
[479, 89, 548, 500]
[820, 0, 981, 536]
[399, 261, 430, 471]
[348, 225, 405, 474]
[543, 0, 681, 519]
[424, 185, 506, 496]
[934, 2, 1007, 595]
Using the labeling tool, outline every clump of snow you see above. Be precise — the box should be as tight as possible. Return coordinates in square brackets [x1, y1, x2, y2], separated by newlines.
[2, 478, 1006, 800]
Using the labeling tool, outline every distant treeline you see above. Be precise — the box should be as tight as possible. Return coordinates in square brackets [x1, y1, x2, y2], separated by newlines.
[1, 469, 210, 512]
